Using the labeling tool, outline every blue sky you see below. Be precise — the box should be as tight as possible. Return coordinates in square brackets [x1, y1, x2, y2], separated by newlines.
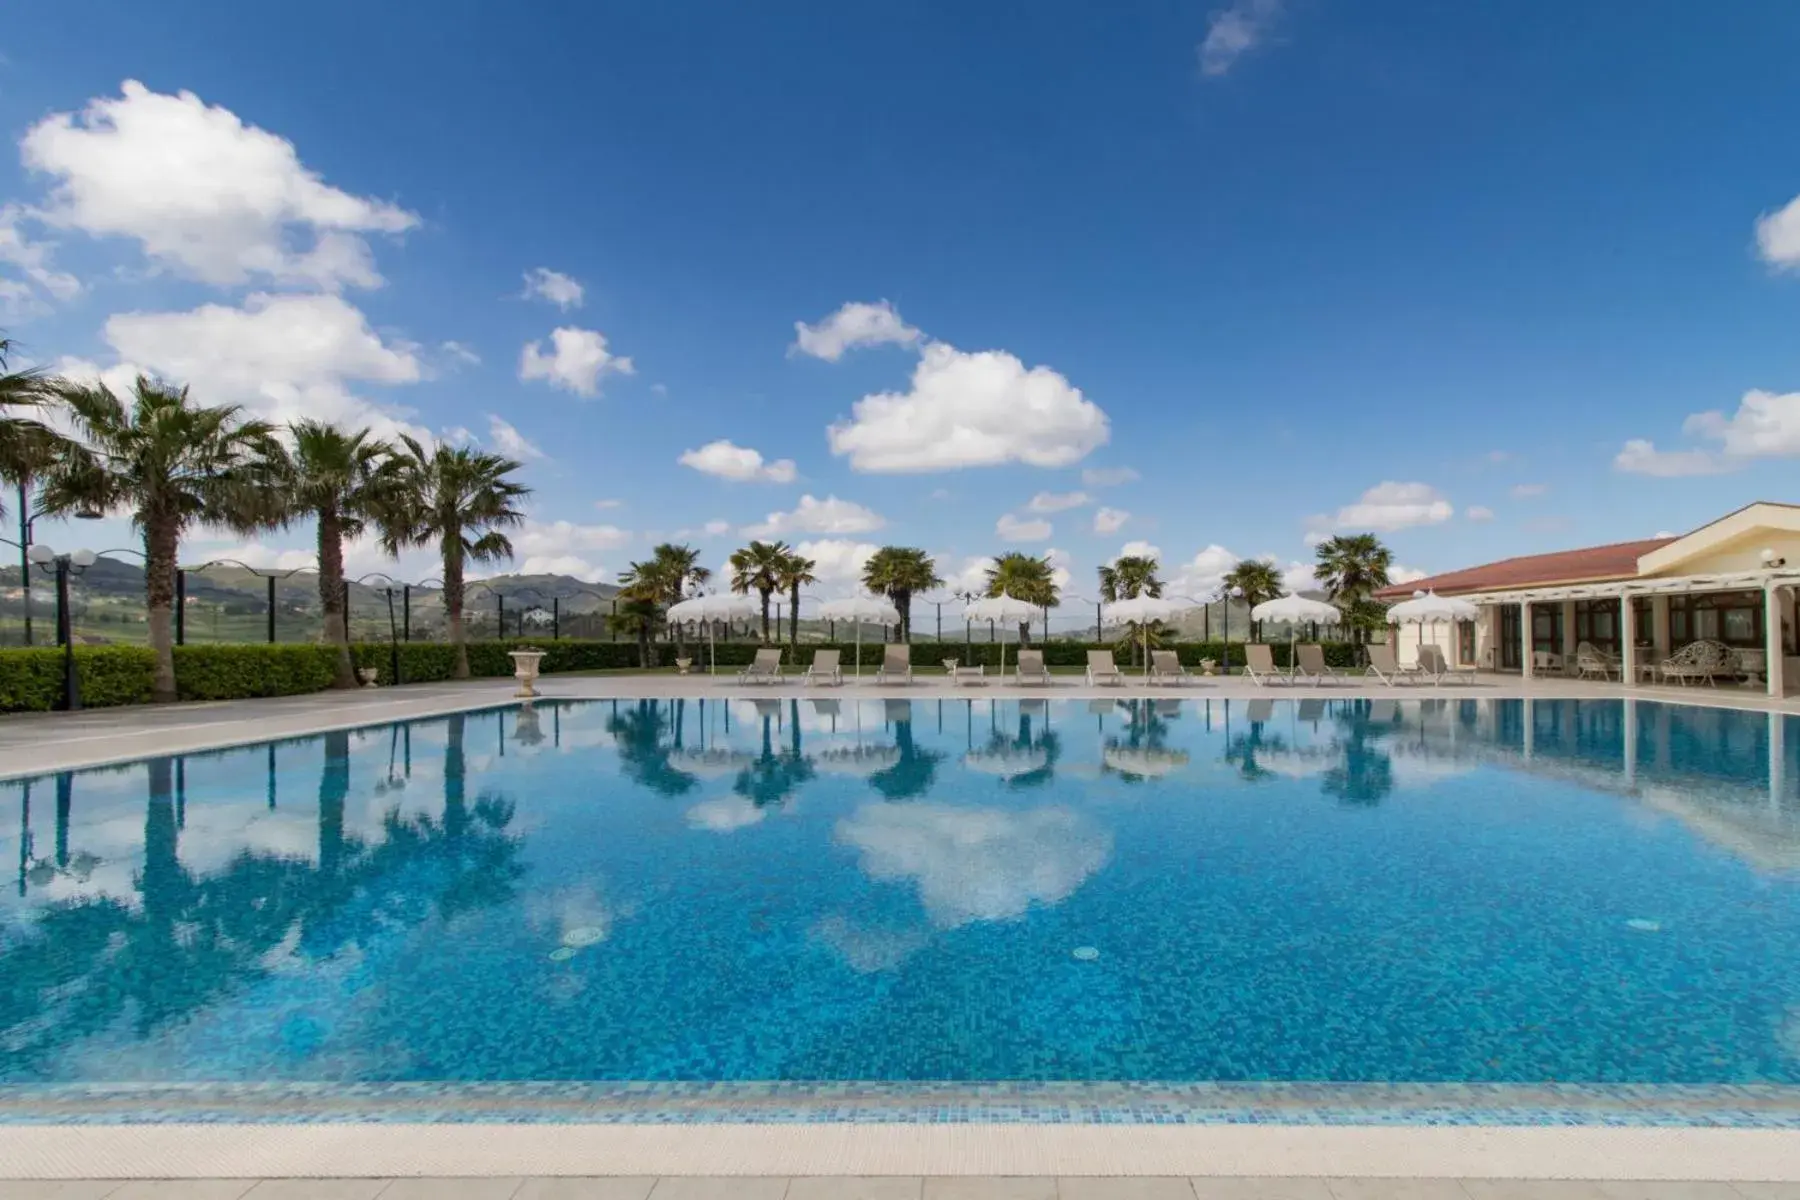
[6, 0, 1800, 602]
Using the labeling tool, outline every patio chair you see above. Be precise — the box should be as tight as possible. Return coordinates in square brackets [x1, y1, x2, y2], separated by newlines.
[1292, 643, 1343, 684]
[1015, 648, 1052, 686]
[1242, 643, 1289, 687]
[1150, 650, 1194, 685]
[873, 643, 913, 684]
[941, 657, 986, 686]
[1363, 643, 1421, 686]
[1086, 649, 1125, 686]
[737, 647, 784, 684]
[1417, 643, 1479, 686]
[1659, 639, 1735, 687]
[804, 648, 843, 686]
[1574, 641, 1619, 681]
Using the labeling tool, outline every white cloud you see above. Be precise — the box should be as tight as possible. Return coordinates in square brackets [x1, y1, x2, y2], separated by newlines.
[594, 498, 625, 510]
[1081, 466, 1138, 487]
[517, 554, 610, 583]
[518, 327, 634, 397]
[678, 439, 798, 483]
[942, 555, 997, 596]
[1391, 565, 1429, 585]
[487, 415, 544, 461]
[929, 488, 952, 501]
[1198, 0, 1281, 77]
[1509, 483, 1548, 498]
[1092, 506, 1129, 534]
[96, 291, 425, 441]
[1613, 389, 1800, 477]
[1117, 540, 1162, 562]
[0, 204, 81, 315]
[521, 267, 583, 310]
[744, 494, 884, 538]
[1167, 544, 1241, 598]
[1465, 505, 1495, 522]
[1314, 481, 1454, 533]
[1757, 193, 1800, 268]
[703, 519, 731, 537]
[828, 342, 1109, 472]
[686, 797, 767, 833]
[192, 531, 396, 578]
[21, 80, 416, 290]
[516, 520, 631, 567]
[794, 538, 881, 593]
[1028, 490, 1091, 513]
[1277, 560, 1315, 593]
[836, 803, 1110, 929]
[440, 340, 480, 366]
[791, 299, 920, 361]
[997, 513, 1053, 543]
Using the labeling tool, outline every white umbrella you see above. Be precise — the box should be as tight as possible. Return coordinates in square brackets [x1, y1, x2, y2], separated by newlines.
[1385, 589, 1480, 661]
[1102, 746, 1191, 778]
[1102, 595, 1189, 678]
[667, 592, 758, 675]
[814, 745, 902, 775]
[963, 744, 1051, 778]
[1250, 592, 1342, 664]
[818, 595, 901, 679]
[964, 593, 1040, 680]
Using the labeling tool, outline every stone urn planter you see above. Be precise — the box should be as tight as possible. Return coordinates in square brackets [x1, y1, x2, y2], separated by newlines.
[509, 648, 547, 698]
[675, 657, 693, 675]
[356, 667, 379, 687]
[1199, 658, 1219, 677]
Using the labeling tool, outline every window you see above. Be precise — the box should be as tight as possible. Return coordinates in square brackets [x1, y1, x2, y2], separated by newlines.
[1457, 619, 1475, 665]
[1668, 591, 1764, 648]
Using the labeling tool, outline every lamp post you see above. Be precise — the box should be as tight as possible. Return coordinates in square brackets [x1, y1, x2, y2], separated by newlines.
[5, 490, 101, 647]
[1223, 585, 1244, 674]
[28, 544, 97, 711]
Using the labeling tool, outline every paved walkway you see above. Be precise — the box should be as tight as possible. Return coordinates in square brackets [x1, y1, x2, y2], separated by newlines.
[4, 1179, 1798, 1199]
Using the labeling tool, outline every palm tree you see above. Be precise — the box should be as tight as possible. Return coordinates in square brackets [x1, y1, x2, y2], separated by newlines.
[861, 547, 942, 642]
[270, 421, 393, 689]
[45, 377, 282, 703]
[1098, 554, 1165, 665]
[776, 550, 817, 646]
[373, 436, 530, 679]
[607, 585, 660, 668]
[728, 539, 791, 642]
[985, 552, 1059, 646]
[1314, 533, 1393, 643]
[619, 543, 710, 657]
[1222, 558, 1283, 641]
[0, 336, 58, 520]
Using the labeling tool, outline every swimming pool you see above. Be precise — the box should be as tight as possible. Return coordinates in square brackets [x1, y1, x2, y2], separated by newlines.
[4, 696, 1800, 1123]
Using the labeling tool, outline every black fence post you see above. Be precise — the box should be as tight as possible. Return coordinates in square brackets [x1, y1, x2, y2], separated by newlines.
[1095, 601, 1101, 642]
[553, 597, 560, 640]
[266, 575, 276, 644]
[497, 594, 504, 640]
[174, 570, 186, 646]
[936, 603, 942, 642]
[385, 587, 400, 686]
[611, 599, 619, 641]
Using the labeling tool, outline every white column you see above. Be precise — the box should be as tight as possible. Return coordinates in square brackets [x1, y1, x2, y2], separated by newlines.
[1521, 601, 1534, 680]
[1620, 594, 1637, 687]
[1652, 595, 1672, 659]
[1768, 584, 1786, 699]
[1561, 600, 1578, 661]
[1623, 697, 1637, 789]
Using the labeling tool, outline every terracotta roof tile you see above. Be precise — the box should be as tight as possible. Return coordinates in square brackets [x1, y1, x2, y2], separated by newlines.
[1373, 537, 1677, 600]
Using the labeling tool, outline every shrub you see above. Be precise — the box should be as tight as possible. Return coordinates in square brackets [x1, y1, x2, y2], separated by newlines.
[173, 644, 338, 700]
[0, 646, 157, 712]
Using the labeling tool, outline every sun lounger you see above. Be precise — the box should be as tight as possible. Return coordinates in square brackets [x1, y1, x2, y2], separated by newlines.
[1086, 650, 1124, 686]
[804, 648, 842, 686]
[1015, 648, 1052, 686]
[873, 643, 912, 684]
[1243, 643, 1289, 686]
[1150, 650, 1194, 685]
[1363, 643, 1421, 686]
[1417, 644, 1478, 685]
[1292, 643, 1343, 684]
[737, 647, 784, 684]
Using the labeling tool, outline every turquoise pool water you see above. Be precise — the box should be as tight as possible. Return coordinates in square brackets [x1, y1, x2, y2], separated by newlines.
[3, 696, 1799, 1094]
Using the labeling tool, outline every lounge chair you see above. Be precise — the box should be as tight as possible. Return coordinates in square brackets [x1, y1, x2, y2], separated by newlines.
[941, 657, 986, 686]
[737, 647, 784, 684]
[1573, 641, 1619, 681]
[1086, 650, 1124, 686]
[1417, 643, 1478, 686]
[1015, 648, 1052, 686]
[804, 648, 843, 686]
[1292, 643, 1343, 684]
[1363, 643, 1421, 686]
[873, 643, 913, 684]
[1243, 643, 1289, 686]
[1659, 639, 1734, 687]
[1150, 650, 1195, 685]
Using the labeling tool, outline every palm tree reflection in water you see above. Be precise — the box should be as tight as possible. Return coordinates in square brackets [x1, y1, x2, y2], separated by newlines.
[871, 701, 946, 801]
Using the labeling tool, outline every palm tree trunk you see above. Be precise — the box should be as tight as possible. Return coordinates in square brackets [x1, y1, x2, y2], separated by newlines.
[444, 712, 467, 841]
[789, 583, 800, 647]
[319, 730, 348, 875]
[759, 589, 772, 642]
[1018, 621, 1031, 648]
[318, 507, 356, 689]
[444, 543, 469, 680]
[897, 590, 912, 643]
[143, 518, 180, 704]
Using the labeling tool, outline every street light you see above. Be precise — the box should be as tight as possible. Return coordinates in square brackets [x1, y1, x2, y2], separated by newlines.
[28, 544, 97, 711]
[6, 491, 101, 646]
[1223, 585, 1244, 674]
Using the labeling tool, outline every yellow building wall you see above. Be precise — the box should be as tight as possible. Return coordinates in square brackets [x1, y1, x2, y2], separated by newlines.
[1647, 529, 1800, 577]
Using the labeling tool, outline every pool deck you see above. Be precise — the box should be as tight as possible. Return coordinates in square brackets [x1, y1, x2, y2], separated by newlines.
[7, 673, 1800, 1187]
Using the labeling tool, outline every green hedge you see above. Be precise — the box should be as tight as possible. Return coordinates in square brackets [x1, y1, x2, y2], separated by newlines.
[0, 637, 1373, 711]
